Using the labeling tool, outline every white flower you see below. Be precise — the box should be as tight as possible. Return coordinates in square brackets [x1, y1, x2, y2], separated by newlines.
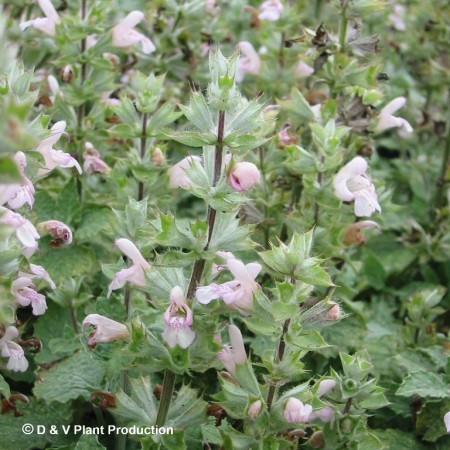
[236, 41, 261, 82]
[20, 0, 60, 36]
[108, 238, 150, 297]
[258, 0, 284, 21]
[333, 156, 381, 217]
[0, 207, 39, 257]
[12, 277, 48, 315]
[375, 97, 413, 134]
[36, 121, 82, 175]
[112, 11, 156, 54]
[0, 327, 29, 372]
[82, 314, 129, 347]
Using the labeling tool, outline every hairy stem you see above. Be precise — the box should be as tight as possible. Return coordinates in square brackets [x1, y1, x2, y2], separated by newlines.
[186, 109, 226, 299]
[155, 369, 176, 427]
[435, 131, 450, 210]
[157, 110, 226, 427]
[77, 0, 87, 132]
[339, 5, 348, 52]
[266, 318, 291, 410]
[343, 397, 352, 414]
[138, 112, 148, 201]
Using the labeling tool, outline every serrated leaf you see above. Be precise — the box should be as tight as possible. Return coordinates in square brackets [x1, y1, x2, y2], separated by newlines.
[34, 352, 105, 403]
[0, 398, 75, 450]
[113, 377, 157, 425]
[32, 241, 96, 283]
[396, 371, 450, 398]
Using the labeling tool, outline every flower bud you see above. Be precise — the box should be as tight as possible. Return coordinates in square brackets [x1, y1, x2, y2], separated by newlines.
[229, 162, 261, 191]
[444, 411, 450, 433]
[151, 147, 165, 166]
[103, 52, 120, 66]
[60, 65, 74, 83]
[82, 314, 130, 348]
[343, 220, 380, 245]
[317, 379, 336, 397]
[38, 220, 72, 245]
[248, 400, 262, 418]
[278, 126, 297, 147]
[310, 431, 325, 448]
[326, 303, 342, 321]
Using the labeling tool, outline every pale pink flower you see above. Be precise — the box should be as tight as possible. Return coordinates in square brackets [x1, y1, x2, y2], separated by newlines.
[12, 277, 47, 315]
[236, 41, 261, 82]
[205, 0, 219, 14]
[112, 11, 156, 54]
[212, 251, 236, 274]
[258, 0, 284, 21]
[20, 0, 60, 36]
[444, 411, 450, 433]
[375, 97, 413, 134]
[108, 238, 150, 297]
[200, 43, 211, 57]
[0, 327, 29, 372]
[0, 185, 21, 207]
[317, 379, 336, 397]
[229, 162, 261, 192]
[248, 400, 263, 418]
[18, 263, 56, 289]
[217, 324, 247, 375]
[284, 398, 313, 423]
[1, 152, 35, 209]
[162, 286, 196, 349]
[278, 126, 296, 147]
[36, 121, 82, 175]
[151, 148, 165, 166]
[82, 314, 129, 347]
[295, 60, 314, 78]
[388, 4, 406, 31]
[168, 155, 202, 189]
[197, 259, 262, 311]
[83, 142, 111, 174]
[310, 406, 335, 424]
[0, 207, 39, 257]
[48, 74, 61, 100]
[101, 91, 121, 107]
[333, 156, 381, 217]
[38, 220, 72, 244]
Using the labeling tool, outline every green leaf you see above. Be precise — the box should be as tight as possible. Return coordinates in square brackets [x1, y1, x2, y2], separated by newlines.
[166, 385, 207, 428]
[287, 330, 329, 350]
[0, 373, 10, 397]
[74, 434, 106, 450]
[371, 429, 426, 450]
[0, 154, 21, 182]
[34, 352, 105, 403]
[113, 377, 157, 426]
[396, 371, 450, 398]
[362, 251, 386, 290]
[179, 92, 214, 133]
[416, 399, 450, 442]
[33, 241, 96, 284]
[0, 397, 75, 450]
